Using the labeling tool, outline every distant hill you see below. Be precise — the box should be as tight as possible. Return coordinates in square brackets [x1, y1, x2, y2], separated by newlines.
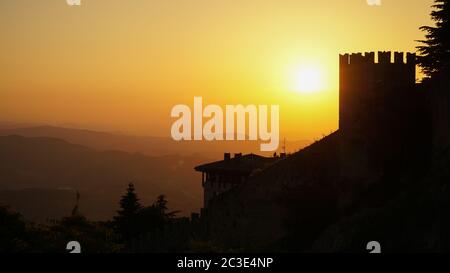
[0, 125, 310, 158]
[0, 135, 208, 222]
[0, 188, 83, 223]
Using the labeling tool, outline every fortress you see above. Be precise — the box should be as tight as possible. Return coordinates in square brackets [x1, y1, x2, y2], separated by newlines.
[339, 51, 416, 132]
[338, 52, 427, 188]
[197, 51, 426, 209]
[193, 51, 431, 249]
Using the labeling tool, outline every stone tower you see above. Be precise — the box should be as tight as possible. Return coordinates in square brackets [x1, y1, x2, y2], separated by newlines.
[339, 51, 418, 185]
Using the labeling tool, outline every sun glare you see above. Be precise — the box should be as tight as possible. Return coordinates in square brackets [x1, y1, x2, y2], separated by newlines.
[292, 66, 325, 94]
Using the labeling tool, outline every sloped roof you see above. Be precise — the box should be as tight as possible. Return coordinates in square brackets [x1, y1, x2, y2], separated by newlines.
[194, 153, 277, 173]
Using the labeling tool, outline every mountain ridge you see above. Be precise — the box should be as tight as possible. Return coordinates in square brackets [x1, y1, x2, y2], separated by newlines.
[0, 135, 207, 222]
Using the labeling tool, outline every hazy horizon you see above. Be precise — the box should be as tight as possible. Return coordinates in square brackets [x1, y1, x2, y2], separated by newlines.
[0, 0, 434, 140]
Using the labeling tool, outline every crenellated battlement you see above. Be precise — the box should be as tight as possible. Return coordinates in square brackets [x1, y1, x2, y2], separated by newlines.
[339, 50, 417, 132]
[339, 51, 416, 65]
[339, 50, 420, 182]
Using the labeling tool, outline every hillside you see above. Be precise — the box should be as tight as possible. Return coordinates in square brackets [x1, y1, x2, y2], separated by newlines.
[0, 126, 311, 158]
[0, 135, 208, 222]
[203, 132, 341, 251]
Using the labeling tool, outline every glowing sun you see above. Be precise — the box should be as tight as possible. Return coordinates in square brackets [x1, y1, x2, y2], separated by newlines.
[292, 66, 325, 94]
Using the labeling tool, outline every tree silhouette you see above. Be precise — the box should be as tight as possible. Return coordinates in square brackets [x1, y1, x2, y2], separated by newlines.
[118, 183, 142, 217]
[71, 191, 81, 217]
[154, 195, 179, 221]
[417, 0, 450, 77]
[47, 213, 120, 253]
[155, 195, 168, 213]
[113, 183, 143, 241]
[135, 195, 178, 233]
[0, 206, 29, 252]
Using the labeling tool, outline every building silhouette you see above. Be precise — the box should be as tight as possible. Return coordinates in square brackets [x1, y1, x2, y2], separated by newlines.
[339, 52, 428, 189]
[195, 153, 278, 209]
[192, 52, 431, 249]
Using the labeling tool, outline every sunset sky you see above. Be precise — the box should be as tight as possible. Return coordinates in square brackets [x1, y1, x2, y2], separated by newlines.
[0, 0, 434, 141]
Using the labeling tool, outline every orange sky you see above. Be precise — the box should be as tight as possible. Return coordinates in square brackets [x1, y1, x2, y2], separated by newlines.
[0, 0, 434, 141]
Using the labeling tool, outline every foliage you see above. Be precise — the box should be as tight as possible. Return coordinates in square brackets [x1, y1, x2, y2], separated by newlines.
[113, 183, 143, 241]
[417, 0, 450, 77]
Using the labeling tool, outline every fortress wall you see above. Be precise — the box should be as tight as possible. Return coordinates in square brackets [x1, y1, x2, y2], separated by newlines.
[339, 51, 418, 184]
